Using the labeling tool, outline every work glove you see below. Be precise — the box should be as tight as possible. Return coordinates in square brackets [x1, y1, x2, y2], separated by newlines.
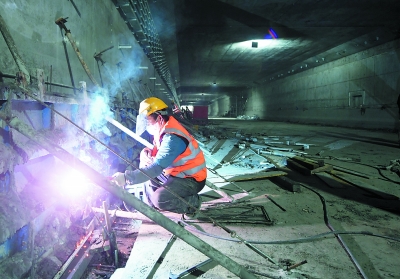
[140, 147, 154, 168]
[112, 172, 126, 187]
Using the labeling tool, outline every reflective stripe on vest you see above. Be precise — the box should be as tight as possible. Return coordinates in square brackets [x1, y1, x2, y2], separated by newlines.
[153, 116, 207, 181]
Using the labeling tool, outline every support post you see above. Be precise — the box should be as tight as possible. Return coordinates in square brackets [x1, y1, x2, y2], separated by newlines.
[55, 17, 101, 88]
[36, 69, 45, 100]
[0, 14, 30, 85]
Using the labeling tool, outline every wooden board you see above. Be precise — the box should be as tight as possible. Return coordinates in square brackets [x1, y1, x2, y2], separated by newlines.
[315, 172, 347, 189]
[226, 171, 287, 182]
[331, 172, 399, 200]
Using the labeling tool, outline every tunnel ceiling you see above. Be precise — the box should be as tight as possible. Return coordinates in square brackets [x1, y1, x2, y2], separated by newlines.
[146, 0, 400, 106]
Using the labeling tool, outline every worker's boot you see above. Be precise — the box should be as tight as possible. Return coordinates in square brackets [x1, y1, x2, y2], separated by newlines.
[182, 196, 203, 220]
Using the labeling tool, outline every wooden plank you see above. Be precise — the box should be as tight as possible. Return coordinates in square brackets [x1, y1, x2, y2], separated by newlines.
[270, 176, 301, 192]
[310, 164, 333, 174]
[291, 156, 323, 169]
[315, 172, 347, 189]
[331, 172, 399, 200]
[226, 171, 287, 182]
[287, 158, 312, 175]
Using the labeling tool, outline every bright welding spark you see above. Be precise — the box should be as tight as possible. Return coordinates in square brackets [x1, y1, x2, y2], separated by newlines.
[59, 169, 91, 198]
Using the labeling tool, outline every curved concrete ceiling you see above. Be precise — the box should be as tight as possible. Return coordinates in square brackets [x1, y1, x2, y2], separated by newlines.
[148, 0, 400, 106]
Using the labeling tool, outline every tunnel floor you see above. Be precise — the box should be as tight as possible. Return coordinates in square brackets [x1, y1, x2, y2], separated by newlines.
[4, 119, 398, 279]
[106, 119, 400, 279]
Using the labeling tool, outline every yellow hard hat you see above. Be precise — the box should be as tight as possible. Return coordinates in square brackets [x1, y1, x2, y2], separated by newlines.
[139, 97, 168, 116]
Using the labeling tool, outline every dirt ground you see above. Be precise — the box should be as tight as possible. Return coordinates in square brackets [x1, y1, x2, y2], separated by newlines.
[111, 119, 400, 279]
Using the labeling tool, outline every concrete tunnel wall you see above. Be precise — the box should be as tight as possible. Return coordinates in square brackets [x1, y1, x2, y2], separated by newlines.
[244, 39, 400, 131]
[0, 0, 167, 103]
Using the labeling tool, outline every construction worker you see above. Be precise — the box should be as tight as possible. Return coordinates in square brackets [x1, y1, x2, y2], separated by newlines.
[171, 102, 184, 119]
[112, 97, 206, 216]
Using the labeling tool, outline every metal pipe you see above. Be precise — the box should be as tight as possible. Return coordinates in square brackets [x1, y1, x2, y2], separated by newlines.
[103, 201, 112, 233]
[0, 113, 259, 279]
[146, 235, 177, 278]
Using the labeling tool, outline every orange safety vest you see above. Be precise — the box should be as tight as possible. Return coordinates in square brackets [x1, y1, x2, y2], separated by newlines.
[152, 116, 207, 182]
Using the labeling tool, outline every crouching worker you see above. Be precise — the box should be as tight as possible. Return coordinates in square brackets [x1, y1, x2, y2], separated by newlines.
[112, 97, 206, 217]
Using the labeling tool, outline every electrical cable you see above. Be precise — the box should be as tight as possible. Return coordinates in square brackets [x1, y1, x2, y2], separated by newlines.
[172, 182, 400, 279]
[173, 218, 400, 244]
[298, 183, 369, 279]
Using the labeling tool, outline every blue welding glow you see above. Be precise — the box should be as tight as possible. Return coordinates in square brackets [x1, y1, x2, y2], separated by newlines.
[42, 107, 51, 129]
[0, 224, 29, 261]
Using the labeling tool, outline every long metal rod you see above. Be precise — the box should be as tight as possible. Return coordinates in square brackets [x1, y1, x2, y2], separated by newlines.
[55, 18, 100, 88]
[59, 28, 77, 95]
[0, 13, 30, 83]
[171, 258, 216, 279]
[106, 116, 153, 149]
[53, 224, 93, 279]
[146, 235, 177, 279]
[0, 113, 259, 279]
[63, 29, 101, 88]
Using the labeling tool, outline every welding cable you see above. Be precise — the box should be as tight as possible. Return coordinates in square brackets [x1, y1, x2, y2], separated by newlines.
[174, 218, 400, 244]
[298, 183, 369, 279]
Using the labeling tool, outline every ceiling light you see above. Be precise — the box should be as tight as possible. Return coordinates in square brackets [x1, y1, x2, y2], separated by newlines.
[118, 44, 132, 49]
